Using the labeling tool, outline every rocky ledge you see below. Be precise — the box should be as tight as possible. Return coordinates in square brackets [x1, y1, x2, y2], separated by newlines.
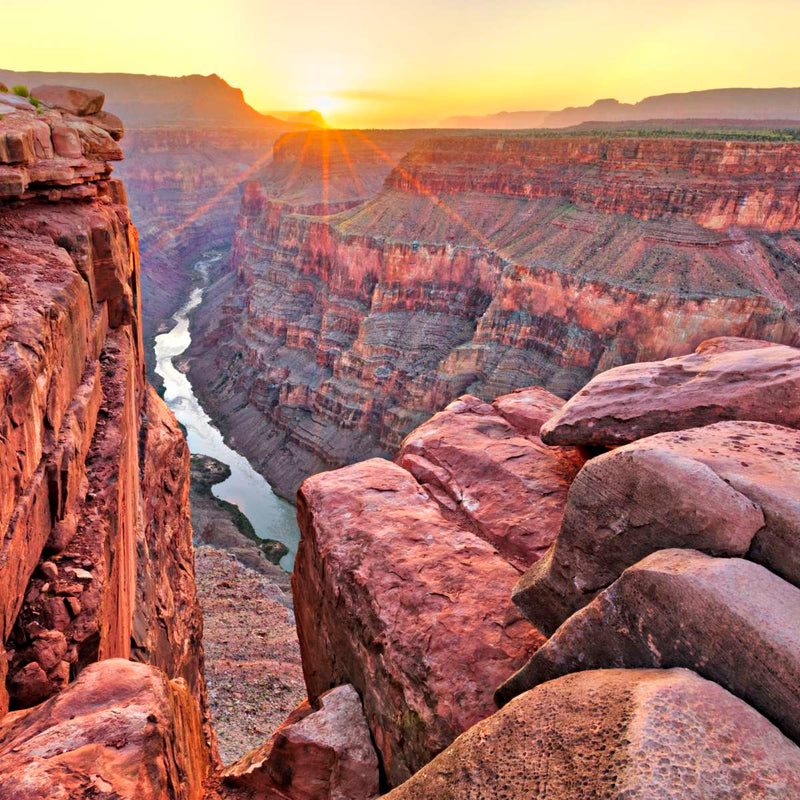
[282, 336, 800, 795]
[0, 86, 214, 796]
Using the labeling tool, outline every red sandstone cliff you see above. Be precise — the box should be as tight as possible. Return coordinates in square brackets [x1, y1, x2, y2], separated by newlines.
[188, 131, 800, 498]
[0, 86, 212, 793]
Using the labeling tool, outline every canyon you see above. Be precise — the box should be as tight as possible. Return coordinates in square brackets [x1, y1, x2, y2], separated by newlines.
[188, 129, 800, 499]
[0, 69, 320, 380]
[1, 75, 800, 800]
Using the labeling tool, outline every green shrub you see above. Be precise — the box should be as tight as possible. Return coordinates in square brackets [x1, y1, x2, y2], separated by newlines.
[29, 96, 41, 108]
[11, 85, 29, 98]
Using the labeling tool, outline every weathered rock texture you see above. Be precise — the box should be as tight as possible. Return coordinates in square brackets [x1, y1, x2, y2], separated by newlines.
[386, 668, 800, 799]
[0, 659, 209, 799]
[189, 131, 800, 499]
[293, 457, 543, 787]
[514, 419, 800, 634]
[0, 85, 210, 782]
[293, 337, 800, 793]
[499, 550, 800, 744]
[397, 392, 585, 569]
[223, 684, 379, 799]
[541, 336, 800, 446]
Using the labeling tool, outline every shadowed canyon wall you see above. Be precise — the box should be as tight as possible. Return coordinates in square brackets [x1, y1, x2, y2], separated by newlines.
[188, 131, 800, 498]
[0, 86, 213, 791]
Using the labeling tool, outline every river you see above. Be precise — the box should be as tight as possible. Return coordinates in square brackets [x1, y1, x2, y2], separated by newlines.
[153, 256, 299, 571]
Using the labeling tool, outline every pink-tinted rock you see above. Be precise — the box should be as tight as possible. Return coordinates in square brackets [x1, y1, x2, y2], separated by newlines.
[293, 458, 542, 787]
[490, 386, 566, 438]
[223, 684, 379, 799]
[541, 337, 800, 446]
[387, 669, 800, 800]
[514, 420, 799, 635]
[30, 84, 105, 116]
[499, 549, 800, 745]
[86, 110, 124, 141]
[397, 394, 585, 569]
[0, 659, 210, 798]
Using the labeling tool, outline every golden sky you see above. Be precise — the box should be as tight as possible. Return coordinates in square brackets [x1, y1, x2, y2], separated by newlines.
[5, 0, 800, 127]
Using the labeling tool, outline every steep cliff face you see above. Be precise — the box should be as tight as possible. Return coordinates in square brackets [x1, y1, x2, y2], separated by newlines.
[189, 132, 800, 498]
[0, 85, 211, 787]
[114, 126, 297, 372]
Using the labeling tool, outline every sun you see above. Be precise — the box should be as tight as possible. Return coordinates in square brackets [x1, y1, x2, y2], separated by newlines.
[312, 95, 337, 115]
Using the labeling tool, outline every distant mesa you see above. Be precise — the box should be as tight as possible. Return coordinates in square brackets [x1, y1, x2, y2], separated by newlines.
[443, 86, 800, 128]
[267, 109, 329, 128]
[0, 68, 322, 130]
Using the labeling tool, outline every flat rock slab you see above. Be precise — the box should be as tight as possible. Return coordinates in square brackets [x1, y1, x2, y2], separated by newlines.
[541, 337, 800, 446]
[223, 684, 379, 799]
[388, 668, 800, 800]
[0, 659, 209, 799]
[293, 458, 543, 788]
[398, 394, 585, 569]
[499, 549, 800, 746]
[30, 85, 105, 117]
[514, 420, 800, 635]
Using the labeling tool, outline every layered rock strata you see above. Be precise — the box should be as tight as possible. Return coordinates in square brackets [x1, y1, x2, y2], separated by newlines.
[189, 132, 800, 499]
[0, 86, 212, 790]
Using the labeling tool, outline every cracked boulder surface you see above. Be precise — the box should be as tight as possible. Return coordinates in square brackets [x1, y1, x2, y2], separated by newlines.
[513, 419, 800, 635]
[386, 668, 800, 800]
[541, 336, 800, 447]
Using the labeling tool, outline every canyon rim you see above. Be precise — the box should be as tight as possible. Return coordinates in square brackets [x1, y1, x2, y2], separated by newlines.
[2, 1, 800, 797]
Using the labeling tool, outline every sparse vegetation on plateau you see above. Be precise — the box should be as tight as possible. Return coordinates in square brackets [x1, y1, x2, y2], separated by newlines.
[11, 85, 29, 97]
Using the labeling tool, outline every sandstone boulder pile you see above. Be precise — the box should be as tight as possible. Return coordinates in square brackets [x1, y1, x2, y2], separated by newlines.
[293, 336, 800, 793]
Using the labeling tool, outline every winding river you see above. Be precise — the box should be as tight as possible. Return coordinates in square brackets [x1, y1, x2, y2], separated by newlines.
[154, 256, 299, 570]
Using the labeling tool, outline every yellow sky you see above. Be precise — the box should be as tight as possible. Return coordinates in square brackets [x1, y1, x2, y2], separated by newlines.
[4, 0, 800, 127]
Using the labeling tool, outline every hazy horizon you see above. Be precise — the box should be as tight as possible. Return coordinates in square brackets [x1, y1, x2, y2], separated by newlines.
[6, 0, 800, 127]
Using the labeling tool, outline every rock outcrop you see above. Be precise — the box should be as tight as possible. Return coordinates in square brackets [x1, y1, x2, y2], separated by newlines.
[0, 659, 209, 799]
[294, 338, 800, 793]
[397, 392, 585, 569]
[541, 336, 800, 446]
[223, 684, 379, 799]
[293, 457, 543, 786]
[188, 131, 800, 499]
[0, 86, 212, 788]
[514, 418, 800, 633]
[386, 669, 800, 799]
[497, 550, 800, 740]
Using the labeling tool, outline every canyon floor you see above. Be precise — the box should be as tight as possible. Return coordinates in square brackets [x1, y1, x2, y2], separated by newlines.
[195, 546, 304, 766]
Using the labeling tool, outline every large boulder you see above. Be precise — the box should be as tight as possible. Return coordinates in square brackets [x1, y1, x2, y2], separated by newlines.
[223, 684, 379, 799]
[293, 458, 543, 787]
[498, 549, 800, 745]
[397, 394, 585, 569]
[0, 659, 210, 799]
[30, 85, 105, 116]
[541, 337, 800, 446]
[387, 668, 800, 799]
[514, 421, 799, 634]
